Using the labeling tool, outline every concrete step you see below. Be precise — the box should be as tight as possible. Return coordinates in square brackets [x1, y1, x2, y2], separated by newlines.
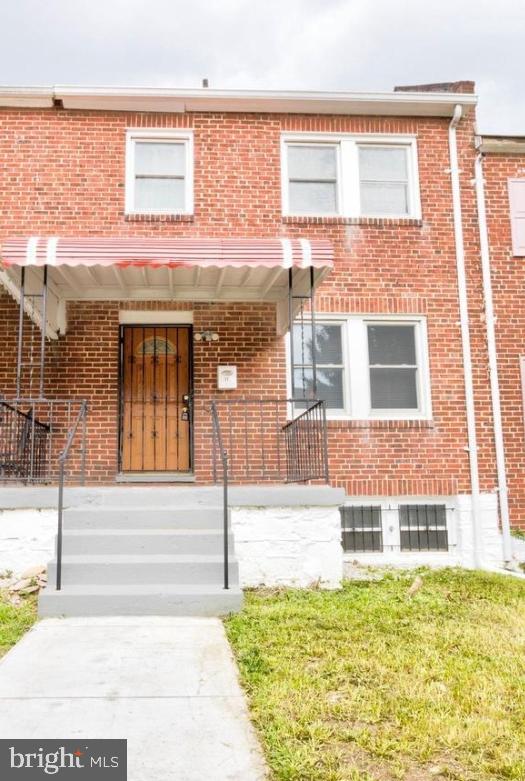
[60, 529, 234, 556]
[63, 507, 226, 530]
[38, 584, 243, 617]
[47, 555, 239, 586]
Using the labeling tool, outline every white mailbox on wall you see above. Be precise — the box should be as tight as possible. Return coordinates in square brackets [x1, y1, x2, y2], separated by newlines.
[217, 365, 238, 390]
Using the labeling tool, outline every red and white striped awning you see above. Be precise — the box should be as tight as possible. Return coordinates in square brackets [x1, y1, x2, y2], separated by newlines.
[1, 237, 333, 270]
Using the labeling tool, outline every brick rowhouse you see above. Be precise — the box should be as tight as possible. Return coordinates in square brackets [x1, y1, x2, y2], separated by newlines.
[480, 139, 525, 531]
[0, 83, 515, 536]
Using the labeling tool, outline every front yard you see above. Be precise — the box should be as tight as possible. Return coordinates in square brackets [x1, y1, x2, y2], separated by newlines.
[226, 569, 525, 781]
[0, 590, 37, 658]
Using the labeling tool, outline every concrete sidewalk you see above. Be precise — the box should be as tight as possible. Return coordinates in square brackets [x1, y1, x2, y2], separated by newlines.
[0, 616, 267, 780]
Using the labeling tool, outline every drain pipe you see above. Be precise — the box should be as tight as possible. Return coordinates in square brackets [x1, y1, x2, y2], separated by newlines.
[448, 105, 483, 568]
[474, 152, 513, 567]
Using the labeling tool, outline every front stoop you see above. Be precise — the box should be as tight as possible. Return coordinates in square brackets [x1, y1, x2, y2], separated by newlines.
[39, 506, 242, 617]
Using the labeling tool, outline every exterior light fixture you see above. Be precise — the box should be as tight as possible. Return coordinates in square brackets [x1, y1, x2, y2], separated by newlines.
[194, 330, 219, 342]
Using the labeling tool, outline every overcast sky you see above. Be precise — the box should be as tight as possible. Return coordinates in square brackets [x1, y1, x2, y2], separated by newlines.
[1, 0, 523, 134]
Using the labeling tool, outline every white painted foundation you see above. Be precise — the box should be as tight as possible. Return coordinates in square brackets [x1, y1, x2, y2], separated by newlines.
[342, 492, 507, 574]
[0, 491, 517, 584]
[0, 509, 56, 576]
[230, 505, 343, 589]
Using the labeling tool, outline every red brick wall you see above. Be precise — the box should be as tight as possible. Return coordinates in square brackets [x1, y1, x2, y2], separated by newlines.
[482, 152, 525, 528]
[0, 107, 497, 497]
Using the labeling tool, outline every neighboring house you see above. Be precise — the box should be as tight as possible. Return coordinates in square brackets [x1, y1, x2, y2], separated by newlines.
[477, 134, 525, 550]
[0, 80, 520, 615]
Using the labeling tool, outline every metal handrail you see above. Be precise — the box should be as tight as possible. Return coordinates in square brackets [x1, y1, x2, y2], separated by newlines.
[210, 400, 229, 590]
[56, 399, 88, 591]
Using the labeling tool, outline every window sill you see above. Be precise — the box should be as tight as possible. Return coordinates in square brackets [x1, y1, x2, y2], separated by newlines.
[124, 213, 195, 223]
[326, 418, 434, 430]
[282, 215, 423, 227]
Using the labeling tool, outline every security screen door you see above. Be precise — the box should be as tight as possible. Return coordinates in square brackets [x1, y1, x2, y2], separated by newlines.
[120, 326, 191, 472]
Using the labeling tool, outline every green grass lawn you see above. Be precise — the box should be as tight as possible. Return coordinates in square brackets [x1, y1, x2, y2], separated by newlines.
[0, 591, 38, 658]
[226, 569, 525, 781]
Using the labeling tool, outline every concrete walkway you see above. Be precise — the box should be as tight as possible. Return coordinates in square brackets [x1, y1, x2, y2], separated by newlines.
[0, 616, 267, 780]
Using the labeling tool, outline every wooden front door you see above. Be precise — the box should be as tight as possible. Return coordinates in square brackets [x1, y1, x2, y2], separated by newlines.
[120, 326, 192, 472]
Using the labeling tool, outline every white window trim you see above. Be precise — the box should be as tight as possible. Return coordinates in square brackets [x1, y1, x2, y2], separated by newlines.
[285, 313, 432, 421]
[340, 498, 455, 555]
[125, 128, 194, 216]
[281, 132, 421, 220]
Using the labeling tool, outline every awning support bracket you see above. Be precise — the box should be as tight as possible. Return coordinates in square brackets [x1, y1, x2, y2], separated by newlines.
[16, 264, 48, 398]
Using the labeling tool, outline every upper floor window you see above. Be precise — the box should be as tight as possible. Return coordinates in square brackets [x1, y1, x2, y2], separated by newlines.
[281, 134, 420, 219]
[287, 145, 339, 215]
[125, 130, 193, 215]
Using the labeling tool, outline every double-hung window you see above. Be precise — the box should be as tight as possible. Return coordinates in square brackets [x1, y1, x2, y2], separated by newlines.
[125, 130, 193, 215]
[367, 324, 419, 411]
[282, 134, 420, 218]
[292, 322, 346, 411]
[358, 146, 410, 216]
[286, 145, 339, 215]
[288, 316, 430, 420]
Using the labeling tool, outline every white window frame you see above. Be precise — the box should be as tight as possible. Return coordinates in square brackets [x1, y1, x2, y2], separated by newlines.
[125, 129, 194, 216]
[286, 314, 432, 421]
[340, 499, 455, 555]
[281, 132, 421, 219]
[289, 319, 351, 418]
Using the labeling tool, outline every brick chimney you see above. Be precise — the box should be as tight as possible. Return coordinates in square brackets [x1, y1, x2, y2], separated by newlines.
[394, 81, 475, 94]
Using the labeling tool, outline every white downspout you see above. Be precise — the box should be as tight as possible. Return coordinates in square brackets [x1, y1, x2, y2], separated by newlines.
[474, 152, 513, 566]
[448, 105, 483, 568]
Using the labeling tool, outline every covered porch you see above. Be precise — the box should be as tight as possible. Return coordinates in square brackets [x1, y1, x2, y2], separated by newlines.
[0, 236, 333, 488]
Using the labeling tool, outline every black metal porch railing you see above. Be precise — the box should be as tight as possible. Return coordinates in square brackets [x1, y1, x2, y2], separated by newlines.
[209, 398, 329, 590]
[282, 400, 329, 483]
[210, 398, 329, 484]
[0, 400, 50, 481]
[0, 398, 88, 484]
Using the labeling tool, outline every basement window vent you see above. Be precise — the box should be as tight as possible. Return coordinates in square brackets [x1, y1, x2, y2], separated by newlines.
[399, 504, 448, 551]
[340, 505, 383, 552]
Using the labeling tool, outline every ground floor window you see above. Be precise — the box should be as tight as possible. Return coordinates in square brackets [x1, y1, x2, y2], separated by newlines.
[340, 505, 383, 552]
[288, 315, 431, 420]
[399, 504, 448, 551]
[340, 502, 453, 553]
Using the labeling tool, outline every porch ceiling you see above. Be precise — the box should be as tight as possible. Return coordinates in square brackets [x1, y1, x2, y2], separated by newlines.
[1, 262, 328, 302]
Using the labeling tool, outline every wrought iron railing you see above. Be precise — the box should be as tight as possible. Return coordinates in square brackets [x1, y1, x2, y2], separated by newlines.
[0, 401, 50, 481]
[282, 400, 329, 483]
[210, 398, 329, 484]
[0, 398, 88, 484]
[56, 399, 88, 590]
[209, 398, 329, 590]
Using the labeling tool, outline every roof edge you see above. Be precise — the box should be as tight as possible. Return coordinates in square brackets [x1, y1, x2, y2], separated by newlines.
[0, 85, 478, 117]
[479, 134, 525, 154]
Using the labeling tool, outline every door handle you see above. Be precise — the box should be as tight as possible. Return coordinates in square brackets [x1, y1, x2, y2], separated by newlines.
[181, 407, 190, 421]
